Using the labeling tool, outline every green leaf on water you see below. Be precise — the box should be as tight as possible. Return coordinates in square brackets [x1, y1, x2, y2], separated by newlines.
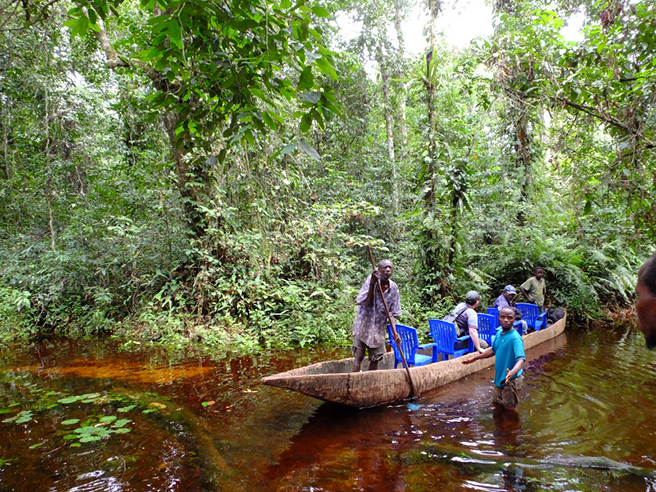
[117, 405, 136, 413]
[99, 416, 117, 423]
[113, 427, 131, 434]
[142, 408, 157, 414]
[28, 443, 44, 449]
[61, 419, 80, 425]
[113, 419, 131, 428]
[79, 435, 102, 443]
[74, 426, 95, 434]
[58, 396, 81, 404]
[70, 443, 81, 447]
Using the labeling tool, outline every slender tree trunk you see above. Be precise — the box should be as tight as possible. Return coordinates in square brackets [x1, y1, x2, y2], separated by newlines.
[162, 111, 211, 241]
[376, 43, 398, 216]
[42, 29, 56, 251]
[393, 0, 408, 152]
[424, 0, 440, 210]
[1, 111, 8, 180]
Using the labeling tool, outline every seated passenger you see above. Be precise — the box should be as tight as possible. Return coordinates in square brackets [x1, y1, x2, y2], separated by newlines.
[445, 291, 489, 354]
[492, 285, 517, 309]
[513, 308, 529, 335]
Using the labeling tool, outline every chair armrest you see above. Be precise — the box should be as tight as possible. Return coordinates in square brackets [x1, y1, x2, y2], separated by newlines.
[456, 335, 471, 342]
[536, 313, 547, 330]
[419, 342, 439, 362]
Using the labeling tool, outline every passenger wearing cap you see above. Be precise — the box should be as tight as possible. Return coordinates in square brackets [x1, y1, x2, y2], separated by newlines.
[446, 291, 488, 354]
[492, 285, 517, 309]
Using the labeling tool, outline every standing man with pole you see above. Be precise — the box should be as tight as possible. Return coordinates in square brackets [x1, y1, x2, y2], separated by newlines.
[352, 257, 402, 373]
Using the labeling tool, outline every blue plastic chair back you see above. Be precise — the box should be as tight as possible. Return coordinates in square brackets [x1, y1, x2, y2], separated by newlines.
[387, 324, 435, 368]
[515, 303, 547, 331]
[428, 319, 470, 361]
[515, 302, 538, 327]
[477, 313, 496, 346]
[487, 307, 499, 327]
[513, 320, 525, 336]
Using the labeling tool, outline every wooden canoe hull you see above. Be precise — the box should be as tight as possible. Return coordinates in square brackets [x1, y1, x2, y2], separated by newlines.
[262, 314, 567, 408]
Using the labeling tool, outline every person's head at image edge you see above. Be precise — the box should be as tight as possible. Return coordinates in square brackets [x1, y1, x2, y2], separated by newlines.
[637, 252, 656, 349]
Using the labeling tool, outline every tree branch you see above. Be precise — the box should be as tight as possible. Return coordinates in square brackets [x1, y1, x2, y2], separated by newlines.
[557, 97, 656, 150]
[82, 9, 129, 69]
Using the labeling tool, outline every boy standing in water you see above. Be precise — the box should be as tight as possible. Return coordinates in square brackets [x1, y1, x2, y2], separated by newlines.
[520, 266, 547, 313]
[461, 306, 525, 412]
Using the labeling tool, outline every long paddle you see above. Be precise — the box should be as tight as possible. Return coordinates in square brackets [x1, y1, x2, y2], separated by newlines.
[367, 246, 418, 398]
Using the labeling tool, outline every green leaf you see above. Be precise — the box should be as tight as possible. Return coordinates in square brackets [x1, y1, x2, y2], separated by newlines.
[117, 405, 136, 413]
[299, 140, 320, 161]
[113, 419, 132, 428]
[300, 114, 312, 132]
[61, 419, 80, 426]
[280, 143, 297, 155]
[79, 435, 102, 443]
[298, 67, 314, 91]
[300, 91, 321, 104]
[311, 6, 330, 17]
[99, 416, 117, 423]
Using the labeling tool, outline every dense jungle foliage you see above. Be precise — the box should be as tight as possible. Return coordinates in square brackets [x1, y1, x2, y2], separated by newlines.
[0, 0, 654, 351]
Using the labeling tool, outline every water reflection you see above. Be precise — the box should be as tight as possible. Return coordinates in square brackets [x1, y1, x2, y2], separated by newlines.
[0, 326, 656, 490]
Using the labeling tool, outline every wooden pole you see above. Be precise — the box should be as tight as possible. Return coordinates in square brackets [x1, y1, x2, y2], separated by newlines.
[367, 246, 418, 398]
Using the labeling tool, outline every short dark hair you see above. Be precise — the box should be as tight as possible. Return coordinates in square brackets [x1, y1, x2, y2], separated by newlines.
[639, 253, 656, 295]
[535, 266, 544, 272]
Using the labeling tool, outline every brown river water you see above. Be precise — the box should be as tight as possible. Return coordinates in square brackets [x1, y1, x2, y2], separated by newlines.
[1, 323, 656, 491]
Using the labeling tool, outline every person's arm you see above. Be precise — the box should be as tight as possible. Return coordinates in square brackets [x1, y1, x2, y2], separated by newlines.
[389, 317, 401, 344]
[520, 284, 534, 303]
[467, 310, 484, 353]
[357, 272, 380, 306]
[462, 347, 494, 364]
[469, 328, 484, 353]
[505, 358, 525, 384]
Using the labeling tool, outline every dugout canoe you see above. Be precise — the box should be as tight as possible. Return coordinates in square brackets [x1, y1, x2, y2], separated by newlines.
[262, 313, 567, 408]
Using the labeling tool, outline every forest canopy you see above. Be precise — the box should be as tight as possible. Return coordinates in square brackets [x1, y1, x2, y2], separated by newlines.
[0, 0, 653, 350]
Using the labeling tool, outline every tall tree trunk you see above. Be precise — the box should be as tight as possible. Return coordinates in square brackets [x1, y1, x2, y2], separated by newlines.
[424, 0, 440, 210]
[93, 16, 212, 243]
[494, 0, 533, 226]
[376, 43, 398, 216]
[393, 0, 408, 152]
[162, 111, 210, 240]
[43, 28, 56, 251]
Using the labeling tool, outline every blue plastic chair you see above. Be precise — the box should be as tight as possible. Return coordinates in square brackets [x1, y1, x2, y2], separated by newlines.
[515, 303, 547, 331]
[477, 313, 496, 346]
[387, 324, 438, 368]
[513, 320, 526, 336]
[487, 307, 499, 327]
[428, 319, 471, 361]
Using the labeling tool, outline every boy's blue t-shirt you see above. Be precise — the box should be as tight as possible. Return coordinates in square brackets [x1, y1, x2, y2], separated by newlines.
[491, 327, 525, 387]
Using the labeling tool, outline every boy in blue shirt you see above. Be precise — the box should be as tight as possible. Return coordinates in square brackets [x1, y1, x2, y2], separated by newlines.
[462, 306, 526, 411]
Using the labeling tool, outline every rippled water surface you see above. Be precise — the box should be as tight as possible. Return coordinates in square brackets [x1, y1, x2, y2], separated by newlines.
[1, 324, 656, 491]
